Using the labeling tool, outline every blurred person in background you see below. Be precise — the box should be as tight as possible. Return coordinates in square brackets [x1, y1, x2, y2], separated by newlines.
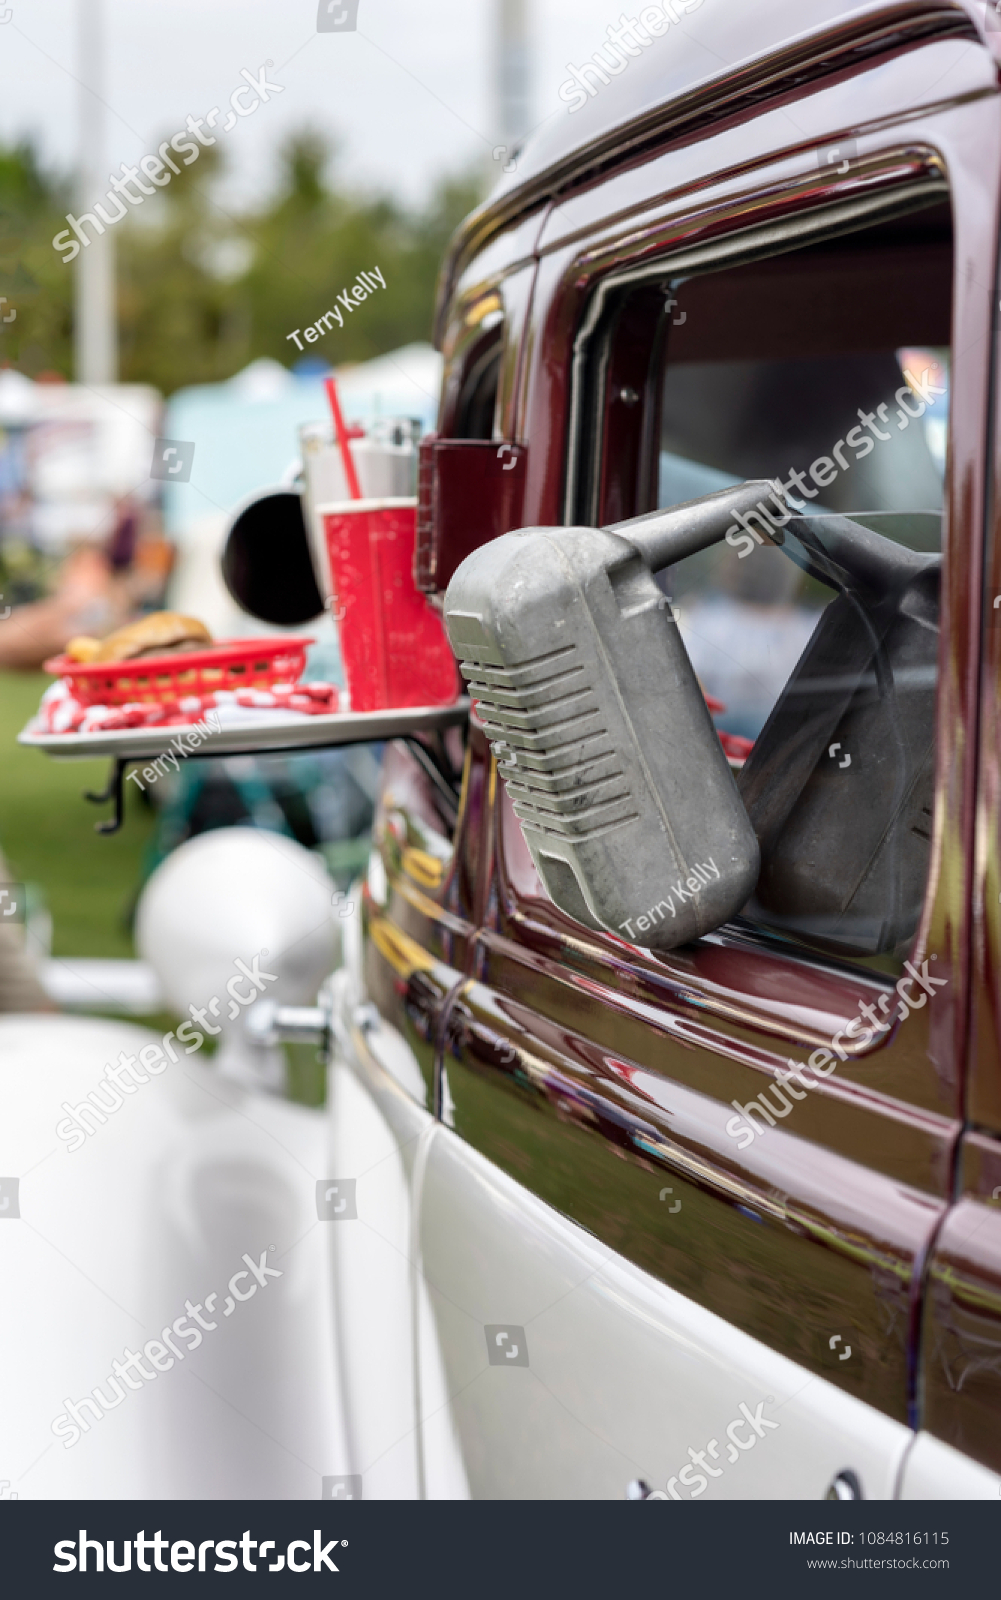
[0, 541, 130, 669]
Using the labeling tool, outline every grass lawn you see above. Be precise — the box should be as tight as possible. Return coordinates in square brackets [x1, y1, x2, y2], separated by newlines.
[0, 671, 155, 957]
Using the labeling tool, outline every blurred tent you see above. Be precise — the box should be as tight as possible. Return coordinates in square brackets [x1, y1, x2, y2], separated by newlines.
[0, 371, 160, 556]
[0, 372, 169, 667]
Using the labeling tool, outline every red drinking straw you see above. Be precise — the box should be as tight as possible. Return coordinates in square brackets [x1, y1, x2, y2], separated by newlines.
[324, 375, 363, 501]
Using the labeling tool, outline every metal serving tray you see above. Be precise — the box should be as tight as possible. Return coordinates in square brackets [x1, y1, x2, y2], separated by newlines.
[18, 701, 470, 763]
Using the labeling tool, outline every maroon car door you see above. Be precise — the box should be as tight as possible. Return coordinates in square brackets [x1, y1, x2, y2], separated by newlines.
[428, 17, 1001, 1497]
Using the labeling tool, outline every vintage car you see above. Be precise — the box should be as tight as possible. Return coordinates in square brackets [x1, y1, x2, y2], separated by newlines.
[10, 0, 1001, 1507]
[320, 0, 1001, 1499]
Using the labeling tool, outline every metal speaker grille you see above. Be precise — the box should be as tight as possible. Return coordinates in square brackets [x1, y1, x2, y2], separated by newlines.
[458, 642, 638, 842]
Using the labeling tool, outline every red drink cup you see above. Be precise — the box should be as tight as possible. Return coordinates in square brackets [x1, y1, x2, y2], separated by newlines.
[319, 497, 459, 711]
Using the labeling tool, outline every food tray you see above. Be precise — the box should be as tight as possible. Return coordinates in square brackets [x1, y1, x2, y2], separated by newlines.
[43, 637, 314, 708]
[18, 700, 470, 762]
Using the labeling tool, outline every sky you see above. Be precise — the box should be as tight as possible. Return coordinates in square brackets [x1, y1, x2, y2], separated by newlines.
[0, 0, 630, 210]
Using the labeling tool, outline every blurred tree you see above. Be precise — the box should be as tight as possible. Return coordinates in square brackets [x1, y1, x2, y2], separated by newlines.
[0, 140, 74, 377]
[237, 133, 483, 374]
[116, 141, 246, 391]
[0, 132, 484, 394]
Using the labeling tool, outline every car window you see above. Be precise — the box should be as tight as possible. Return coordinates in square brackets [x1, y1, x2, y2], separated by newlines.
[659, 352, 946, 742]
[603, 206, 952, 968]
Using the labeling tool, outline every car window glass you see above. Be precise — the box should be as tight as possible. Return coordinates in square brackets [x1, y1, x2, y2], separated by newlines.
[659, 348, 946, 744]
[640, 238, 950, 968]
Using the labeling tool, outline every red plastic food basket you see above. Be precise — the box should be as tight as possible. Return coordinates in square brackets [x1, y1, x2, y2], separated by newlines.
[44, 637, 314, 709]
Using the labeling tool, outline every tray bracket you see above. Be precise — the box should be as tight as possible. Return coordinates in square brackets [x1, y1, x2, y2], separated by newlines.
[83, 758, 128, 835]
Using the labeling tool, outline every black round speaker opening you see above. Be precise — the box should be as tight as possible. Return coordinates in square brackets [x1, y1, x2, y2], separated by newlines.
[221, 490, 324, 626]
